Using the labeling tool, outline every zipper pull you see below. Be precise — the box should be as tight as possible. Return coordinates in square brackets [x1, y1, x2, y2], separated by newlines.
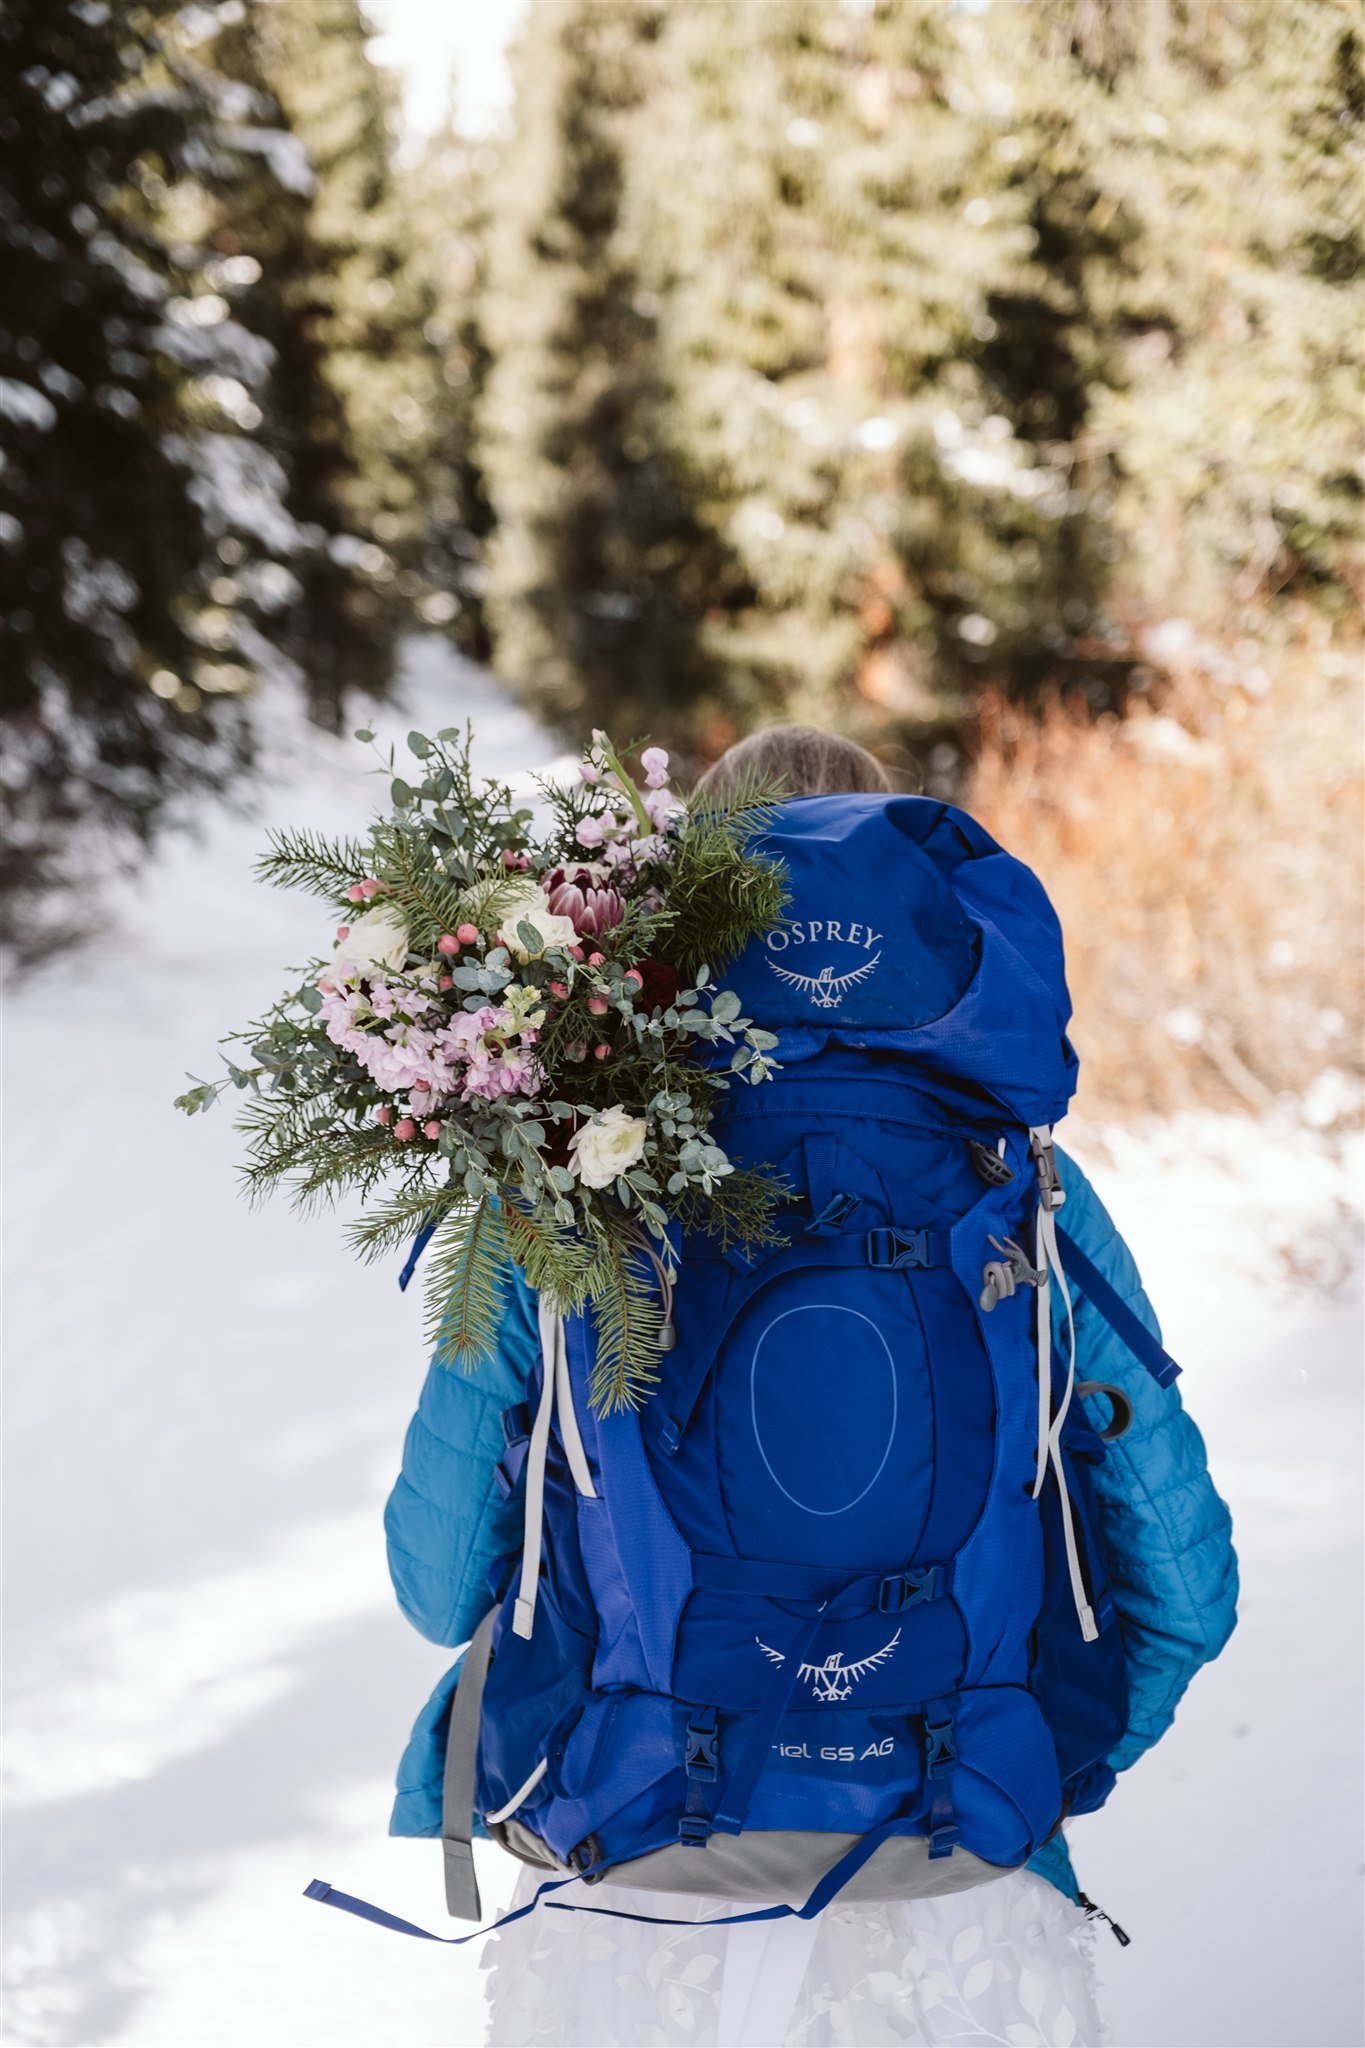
[1076, 1890, 1132, 1947]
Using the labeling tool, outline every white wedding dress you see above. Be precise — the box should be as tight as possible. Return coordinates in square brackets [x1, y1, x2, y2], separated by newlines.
[481, 1865, 1108, 2047]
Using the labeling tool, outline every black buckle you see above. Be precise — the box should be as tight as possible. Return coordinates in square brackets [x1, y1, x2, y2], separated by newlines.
[879, 1565, 943, 1612]
[567, 1833, 602, 1879]
[684, 1720, 719, 1781]
[866, 1226, 933, 1271]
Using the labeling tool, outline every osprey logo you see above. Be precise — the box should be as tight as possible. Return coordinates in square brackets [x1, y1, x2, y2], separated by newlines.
[755, 1628, 901, 1702]
[763, 919, 883, 1010]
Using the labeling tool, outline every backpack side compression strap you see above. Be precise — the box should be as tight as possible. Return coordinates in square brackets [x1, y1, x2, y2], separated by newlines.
[1053, 1225, 1181, 1389]
[442, 1608, 497, 1920]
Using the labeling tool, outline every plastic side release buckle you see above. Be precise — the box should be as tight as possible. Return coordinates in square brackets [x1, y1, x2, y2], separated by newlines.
[928, 1820, 961, 1860]
[678, 1815, 712, 1848]
[684, 1720, 719, 1782]
[879, 1564, 944, 1612]
[866, 1226, 933, 1271]
[924, 1709, 957, 1780]
[1029, 1130, 1066, 1211]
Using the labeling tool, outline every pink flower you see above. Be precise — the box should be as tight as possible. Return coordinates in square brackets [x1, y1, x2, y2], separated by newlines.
[394, 1118, 416, 1141]
[546, 867, 624, 937]
[335, 925, 350, 942]
[643, 784, 681, 831]
[640, 746, 670, 789]
[576, 815, 606, 849]
[579, 761, 600, 784]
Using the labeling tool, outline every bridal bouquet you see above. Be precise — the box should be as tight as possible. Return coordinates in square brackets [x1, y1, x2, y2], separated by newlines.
[177, 729, 788, 1407]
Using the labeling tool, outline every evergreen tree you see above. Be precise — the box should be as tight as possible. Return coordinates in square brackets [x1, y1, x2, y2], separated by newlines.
[210, 0, 421, 727]
[403, 120, 497, 659]
[478, 0, 733, 745]
[0, 0, 297, 932]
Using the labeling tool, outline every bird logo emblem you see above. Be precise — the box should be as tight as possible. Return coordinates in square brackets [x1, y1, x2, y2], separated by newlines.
[754, 1628, 901, 1701]
[766, 951, 882, 1010]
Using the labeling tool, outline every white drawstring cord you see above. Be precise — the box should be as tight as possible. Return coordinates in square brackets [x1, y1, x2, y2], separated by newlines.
[1028, 1127, 1097, 1644]
[515, 1302, 596, 1641]
[485, 1757, 549, 1826]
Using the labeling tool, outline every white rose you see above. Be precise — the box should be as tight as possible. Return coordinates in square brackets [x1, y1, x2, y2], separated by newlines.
[331, 904, 411, 981]
[497, 885, 578, 960]
[568, 1105, 648, 1190]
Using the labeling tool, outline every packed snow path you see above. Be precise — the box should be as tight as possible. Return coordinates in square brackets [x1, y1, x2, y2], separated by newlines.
[4, 639, 1361, 2047]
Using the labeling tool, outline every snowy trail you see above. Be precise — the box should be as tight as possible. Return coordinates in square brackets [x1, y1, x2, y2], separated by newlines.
[3, 639, 1361, 2048]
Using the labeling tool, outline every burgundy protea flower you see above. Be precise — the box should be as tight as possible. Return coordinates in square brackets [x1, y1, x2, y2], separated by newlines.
[544, 865, 624, 937]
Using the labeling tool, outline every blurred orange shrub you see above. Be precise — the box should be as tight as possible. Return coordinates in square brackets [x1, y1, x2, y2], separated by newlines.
[964, 623, 1363, 1124]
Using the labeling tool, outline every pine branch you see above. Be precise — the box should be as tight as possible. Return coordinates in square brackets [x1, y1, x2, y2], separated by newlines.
[584, 1221, 664, 1413]
[255, 827, 369, 901]
[426, 1196, 510, 1370]
[347, 1181, 459, 1263]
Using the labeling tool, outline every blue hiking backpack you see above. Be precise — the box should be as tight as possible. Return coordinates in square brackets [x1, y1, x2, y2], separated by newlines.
[309, 794, 1181, 1944]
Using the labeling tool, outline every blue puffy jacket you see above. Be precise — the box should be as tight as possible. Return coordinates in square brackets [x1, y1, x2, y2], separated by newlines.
[383, 1149, 1237, 1902]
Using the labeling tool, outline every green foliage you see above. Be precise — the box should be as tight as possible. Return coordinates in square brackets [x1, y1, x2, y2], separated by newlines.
[181, 729, 789, 1408]
[471, 0, 1362, 770]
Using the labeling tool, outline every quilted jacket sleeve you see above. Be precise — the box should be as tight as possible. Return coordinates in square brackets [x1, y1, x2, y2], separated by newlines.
[383, 1263, 540, 1647]
[1055, 1149, 1238, 1774]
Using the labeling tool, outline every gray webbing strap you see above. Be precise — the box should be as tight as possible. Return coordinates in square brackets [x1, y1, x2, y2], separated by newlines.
[442, 1608, 497, 1921]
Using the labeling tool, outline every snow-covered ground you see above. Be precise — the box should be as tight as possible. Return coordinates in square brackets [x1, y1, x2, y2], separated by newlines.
[4, 638, 1362, 2048]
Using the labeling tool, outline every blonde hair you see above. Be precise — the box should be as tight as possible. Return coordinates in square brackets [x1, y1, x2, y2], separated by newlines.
[694, 724, 891, 802]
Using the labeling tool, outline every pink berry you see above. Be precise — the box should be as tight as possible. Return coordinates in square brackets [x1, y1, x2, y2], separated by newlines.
[360, 878, 384, 899]
[569, 944, 585, 961]
[374, 1105, 392, 1125]
[594, 1042, 611, 1060]
[437, 933, 460, 957]
[588, 995, 609, 1016]
[457, 922, 479, 946]
[623, 969, 643, 990]
[335, 925, 350, 942]
[589, 951, 605, 967]
[439, 973, 454, 990]
[394, 1118, 416, 1142]
[549, 980, 568, 999]
[423, 1120, 442, 1140]
[567, 1042, 586, 1060]
[501, 848, 518, 869]
[346, 883, 365, 903]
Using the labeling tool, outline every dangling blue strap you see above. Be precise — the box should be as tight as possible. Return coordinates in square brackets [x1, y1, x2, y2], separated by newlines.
[398, 1218, 440, 1294]
[303, 1870, 583, 1944]
[1054, 1225, 1181, 1388]
[305, 1811, 941, 1946]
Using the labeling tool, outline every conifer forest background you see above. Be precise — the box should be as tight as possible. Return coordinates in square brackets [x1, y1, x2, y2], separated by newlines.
[2, 0, 1362, 1124]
